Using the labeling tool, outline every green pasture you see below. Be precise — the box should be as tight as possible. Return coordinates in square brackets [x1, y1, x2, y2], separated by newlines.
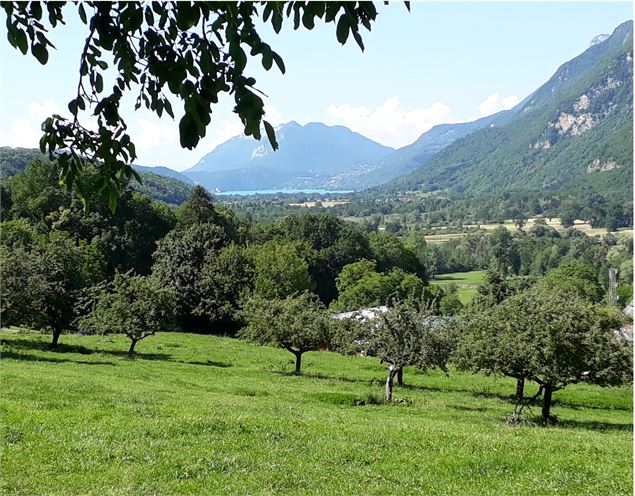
[1, 330, 632, 495]
[431, 270, 487, 304]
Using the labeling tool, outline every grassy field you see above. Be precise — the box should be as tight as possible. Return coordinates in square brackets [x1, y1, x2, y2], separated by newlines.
[1, 330, 632, 495]
[431, 270, 487, 304]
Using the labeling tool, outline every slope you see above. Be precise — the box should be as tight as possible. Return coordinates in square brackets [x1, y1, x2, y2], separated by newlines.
[381, 21, 633, 202]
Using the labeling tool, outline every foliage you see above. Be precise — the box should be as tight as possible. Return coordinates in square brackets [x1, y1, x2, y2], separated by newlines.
[538, 262, 604, 303]
[367, 303, 456, 400]
[78, 272, 175, 355]
[252, 239, 315, 299]
[194, 244, 254, 332]
[455, 286, 632, 422]
[2, 1, 383, 206]
[7, 158, 70, 223]
[151, 222, 229, 329]
[330, 260, 424, 312]
[239, 292, 333, 374]
[368, 231, 425, 278]
[0, 232, 104, 346]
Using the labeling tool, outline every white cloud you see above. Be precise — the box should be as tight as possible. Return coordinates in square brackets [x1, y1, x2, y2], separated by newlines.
[478, 92, 520, 117]
[0, 99, 65, 148]
[28, 99, 61, 121]
[0, 118, 42, 148]
[135, 118, 178, 151]
[326, 96, 452, 148]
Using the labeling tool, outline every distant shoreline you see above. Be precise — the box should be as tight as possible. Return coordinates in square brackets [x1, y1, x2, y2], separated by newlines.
[216, 189, 355, 196]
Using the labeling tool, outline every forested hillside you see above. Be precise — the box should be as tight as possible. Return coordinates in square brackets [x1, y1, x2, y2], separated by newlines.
[382, 21, 633, 202]
[0, 147, 194, 205]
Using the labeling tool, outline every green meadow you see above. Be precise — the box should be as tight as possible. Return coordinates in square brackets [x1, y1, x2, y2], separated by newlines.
[431, 270, 487, 304]
[1, 330, 632, 495]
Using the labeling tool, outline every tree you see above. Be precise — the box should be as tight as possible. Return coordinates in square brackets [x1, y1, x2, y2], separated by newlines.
[195, 244, 254, 332]
[538, 262, 603, 303]
[2, 2, 387, 207]
[330, 261, 424, 312]
[8, 158, 70, 223]
[79, 272, 175, 355]
[252, 240, 315, 299]
[368, 303, 455, 401]
[488, 226, 519, 276]
[177, 185, 221, 227]
[368, 232, 425, 278]
[152, 223, 229, 329]
[455, 287, 631, 423]
[239, 292, 332, 375]
[0, 232, 104, 346]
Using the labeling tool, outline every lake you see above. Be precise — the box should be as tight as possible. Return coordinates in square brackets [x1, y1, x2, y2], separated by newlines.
[215, 189, 355, 196]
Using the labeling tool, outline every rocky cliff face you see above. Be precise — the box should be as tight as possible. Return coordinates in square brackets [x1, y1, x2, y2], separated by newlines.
[531, 47, 632, 149]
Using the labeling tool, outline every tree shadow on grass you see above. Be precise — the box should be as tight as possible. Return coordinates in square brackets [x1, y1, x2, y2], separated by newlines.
[550, 418, 633, 432]
[272, 369, 383, 386]
[1, 335, 233, 367]
[1, 335, 172, 361]
[1, 350, 116, 366]
[1, 336, 94, 355]
[178, 360, 232, 368]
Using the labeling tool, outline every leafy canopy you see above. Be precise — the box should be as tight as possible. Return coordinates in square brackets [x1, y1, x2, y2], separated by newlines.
[2, 1, 391, 208]
[79, 272, 175, 354]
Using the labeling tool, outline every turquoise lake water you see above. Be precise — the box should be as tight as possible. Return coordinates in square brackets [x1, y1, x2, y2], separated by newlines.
[215, 189, 354, 196]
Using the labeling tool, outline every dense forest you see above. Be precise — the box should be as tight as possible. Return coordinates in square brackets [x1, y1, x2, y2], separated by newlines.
[2, 159, 632, 343]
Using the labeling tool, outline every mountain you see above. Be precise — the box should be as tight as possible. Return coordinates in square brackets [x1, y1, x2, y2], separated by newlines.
[132, 165, 194, 184]
[0, 147, 194, 205]
[183, 121, 394, 190]
[345, 112, 511, 189]
[381, 20, 633, 201]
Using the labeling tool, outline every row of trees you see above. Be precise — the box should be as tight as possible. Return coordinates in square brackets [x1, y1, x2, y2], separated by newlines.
[1, 161, 631, 425]
[238, 273, 631, 424]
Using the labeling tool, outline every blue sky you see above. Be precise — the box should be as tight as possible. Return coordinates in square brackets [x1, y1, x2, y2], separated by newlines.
[1, 2, 632, 171]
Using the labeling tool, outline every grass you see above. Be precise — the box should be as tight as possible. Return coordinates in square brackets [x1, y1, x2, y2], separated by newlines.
[431, 270, 487, 304]
[1, 330, 632, 495]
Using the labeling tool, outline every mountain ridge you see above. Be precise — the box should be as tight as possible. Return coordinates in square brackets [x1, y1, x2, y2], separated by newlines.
[379, 20, 633, 201]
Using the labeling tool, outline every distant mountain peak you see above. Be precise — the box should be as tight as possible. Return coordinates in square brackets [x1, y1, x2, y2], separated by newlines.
[183, 121, 394, 190]
[590, 33, 610, 47]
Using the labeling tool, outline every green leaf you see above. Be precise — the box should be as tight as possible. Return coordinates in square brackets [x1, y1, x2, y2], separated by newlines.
[176, 2, 200, 31]
[179, 114, 199, 149]
[352, 30, 364, 51]
[263, 120, 279, 151]
[30, 2, 43, 20]
[272, 52, 285, 74]
[14, 28, 28, 54]
[68, 99, 78, 116]
[336, 15, 350, 45]
[108, 190, 118, 213]
[95, 73, 104, 93]
[31, 43, 49, 64]
[78, 3, 87, 23]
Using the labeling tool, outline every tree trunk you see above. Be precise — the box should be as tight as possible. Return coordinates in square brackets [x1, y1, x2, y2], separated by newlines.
[128, 339, 138, 357]
[541, 384, 554, 424]
[397, 366, 404, 387]
[294, 351, 302, 375]
[385, 364, 398, 402]
[515, 377, 525, 399]
[51, 328, 61, 348]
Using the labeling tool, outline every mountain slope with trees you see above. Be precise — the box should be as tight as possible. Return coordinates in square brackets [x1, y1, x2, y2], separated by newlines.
[381, 21, 633, 202]
[0, 147, 194, 205]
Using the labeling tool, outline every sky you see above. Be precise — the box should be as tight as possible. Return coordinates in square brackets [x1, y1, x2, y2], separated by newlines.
[0, 2, 632, 171]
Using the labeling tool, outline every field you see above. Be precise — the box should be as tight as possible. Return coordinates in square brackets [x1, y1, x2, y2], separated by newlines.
[431, 270, 487, 304]
[2, 330, 632, 495]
